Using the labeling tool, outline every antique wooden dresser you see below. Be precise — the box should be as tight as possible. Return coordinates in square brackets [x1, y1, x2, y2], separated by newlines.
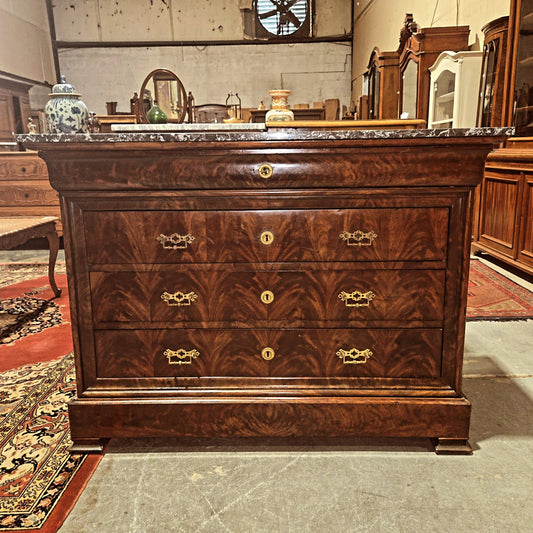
[22, 127, 509, 454]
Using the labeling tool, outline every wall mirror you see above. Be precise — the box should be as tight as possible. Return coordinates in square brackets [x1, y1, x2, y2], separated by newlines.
[139, 68, 187, 123]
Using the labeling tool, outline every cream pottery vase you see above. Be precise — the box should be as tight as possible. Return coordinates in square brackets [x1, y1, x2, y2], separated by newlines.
[265, 90, 294, 122]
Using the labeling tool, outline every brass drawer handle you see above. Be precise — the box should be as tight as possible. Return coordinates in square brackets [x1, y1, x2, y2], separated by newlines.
[157, 233, 195, 250]
[261, 347, 276, 360]
[164, 348, 200, 365]
[161, 291, 198, 306]
[338, 290, 375, 307]
[336, 348, 373, 365]
[258, 163, 273, 179]
[260, 290, 275, 304]
[339, 230, 377, 247]
[260, 230, 274, 245]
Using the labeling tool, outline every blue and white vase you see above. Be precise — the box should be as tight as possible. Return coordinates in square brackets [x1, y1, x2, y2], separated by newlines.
[45, 76, 89, 133]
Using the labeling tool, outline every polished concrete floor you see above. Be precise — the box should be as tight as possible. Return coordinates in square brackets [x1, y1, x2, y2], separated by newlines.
[2, 251, 532, 532]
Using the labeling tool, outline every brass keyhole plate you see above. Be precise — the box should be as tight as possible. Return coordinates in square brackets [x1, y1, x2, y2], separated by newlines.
[260, 230, 274, 245]
[258, 163, 273, 179]
[260, 290, 274, 304]
[261, 347, 276, 360]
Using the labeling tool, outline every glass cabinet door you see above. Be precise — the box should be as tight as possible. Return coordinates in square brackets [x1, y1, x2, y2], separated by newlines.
[401, 60, 418, 118]
[367, 62, 381, 119]
[478, 39, 500, 126]
[432, 70, 456, 128]
[514, 0, 533, 134]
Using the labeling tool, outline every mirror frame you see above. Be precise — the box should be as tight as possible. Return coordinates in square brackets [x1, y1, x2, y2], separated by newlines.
[139, 68, 187, 124]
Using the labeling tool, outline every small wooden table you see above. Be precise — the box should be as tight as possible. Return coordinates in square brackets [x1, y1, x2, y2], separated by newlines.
[0, 216, 61, 298]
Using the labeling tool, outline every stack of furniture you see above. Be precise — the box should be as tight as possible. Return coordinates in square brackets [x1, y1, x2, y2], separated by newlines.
[361, 14, 470, 122]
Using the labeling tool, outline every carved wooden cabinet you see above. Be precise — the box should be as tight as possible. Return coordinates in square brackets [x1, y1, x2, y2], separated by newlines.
[0, 151, 61, 233]
[25, 129, 507, 454]
[398, 15, 470, 121]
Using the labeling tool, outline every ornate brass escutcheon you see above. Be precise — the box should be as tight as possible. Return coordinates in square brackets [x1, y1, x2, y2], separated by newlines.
[261, 347, 276, 360]
[338, 290, 375, 307]
[339, 230, 378, 247]
[161, 291, 198, 306]
[260, 290, 275, 304]
[260, 230, 274, 245]
[336, 348, 373, 365]
[157, 233, 195, 250]
[164, 348, 200, 365]
[258, 163, 273, 179]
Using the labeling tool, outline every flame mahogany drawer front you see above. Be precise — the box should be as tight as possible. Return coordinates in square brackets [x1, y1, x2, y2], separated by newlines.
[83, 207, 449, 264]
[30, 131, 502, 455]
[93, 328, 443, 380]
[90, 269, 445, 325]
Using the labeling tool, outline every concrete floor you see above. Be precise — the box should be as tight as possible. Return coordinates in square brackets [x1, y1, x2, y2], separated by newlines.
[2, 251, 532, 532]
[57, 320, 533, 533]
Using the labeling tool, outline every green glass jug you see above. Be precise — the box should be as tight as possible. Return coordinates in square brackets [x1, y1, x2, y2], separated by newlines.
[146, 101, 167, 124]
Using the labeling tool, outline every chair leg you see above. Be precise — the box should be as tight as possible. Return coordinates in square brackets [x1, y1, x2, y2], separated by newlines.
[46, 228, 61, 298]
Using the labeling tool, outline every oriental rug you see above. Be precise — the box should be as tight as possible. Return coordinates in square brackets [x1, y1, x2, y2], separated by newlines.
[0, 268, 70, 373]
[0, 354, 102, 532]
[467, 259, 533, 321]
[0, 265, 102, 532]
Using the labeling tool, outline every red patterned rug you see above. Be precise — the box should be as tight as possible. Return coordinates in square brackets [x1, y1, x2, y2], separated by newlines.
[467, 259, 533, 321]
[0, 270, 71, 373]
[0, 266, 102, 532]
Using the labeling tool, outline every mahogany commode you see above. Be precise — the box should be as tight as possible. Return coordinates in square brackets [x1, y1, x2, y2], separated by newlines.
[21, 127, 510, 454]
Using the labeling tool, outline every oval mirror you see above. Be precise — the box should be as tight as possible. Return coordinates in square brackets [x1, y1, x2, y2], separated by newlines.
[139, 68, 187, 123]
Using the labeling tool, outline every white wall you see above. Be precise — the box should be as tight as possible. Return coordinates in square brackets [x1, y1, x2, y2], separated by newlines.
[351, 0, 510, 106]
[59, 42, 352, 114]
[53, 0, 352, 42]
[0, 0, 55, 84]
[52, 0, 353, 115]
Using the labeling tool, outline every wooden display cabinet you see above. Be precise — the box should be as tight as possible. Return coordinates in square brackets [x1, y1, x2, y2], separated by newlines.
[363, 47, 400, 120]
[472, 1, 533, 276]
[477, 17, 510, 127]
[398, 14, 470, 121]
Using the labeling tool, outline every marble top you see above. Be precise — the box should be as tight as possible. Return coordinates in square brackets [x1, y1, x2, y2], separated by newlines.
[16, 127, 514, 145]
[111, 122, 267, 132]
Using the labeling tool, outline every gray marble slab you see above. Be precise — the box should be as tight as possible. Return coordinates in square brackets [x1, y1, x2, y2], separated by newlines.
[16, 126, 514, 145]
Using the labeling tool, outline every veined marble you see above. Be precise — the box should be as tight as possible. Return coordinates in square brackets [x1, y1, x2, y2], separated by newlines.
[17, 126, 514, 145]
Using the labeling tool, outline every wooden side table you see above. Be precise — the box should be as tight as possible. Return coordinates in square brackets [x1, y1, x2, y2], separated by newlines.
[0, 216, 61, 298]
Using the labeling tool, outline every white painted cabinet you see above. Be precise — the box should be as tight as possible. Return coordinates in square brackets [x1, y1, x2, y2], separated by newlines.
[428, 51, 483, 128]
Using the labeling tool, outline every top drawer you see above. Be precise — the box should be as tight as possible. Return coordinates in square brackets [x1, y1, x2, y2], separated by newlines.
[85, 207, 448, 264]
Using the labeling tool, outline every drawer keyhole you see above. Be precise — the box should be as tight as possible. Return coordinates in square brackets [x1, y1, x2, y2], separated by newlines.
[260, 230, 274, 245]
[261, 347, 276, 360]
[258, 164, 273, 179]
[260, 290, 274, 304]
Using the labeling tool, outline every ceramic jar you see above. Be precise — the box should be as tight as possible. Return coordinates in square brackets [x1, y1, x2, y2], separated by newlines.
[265, 89, 294, 122]
[45, 76, 89, 133]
